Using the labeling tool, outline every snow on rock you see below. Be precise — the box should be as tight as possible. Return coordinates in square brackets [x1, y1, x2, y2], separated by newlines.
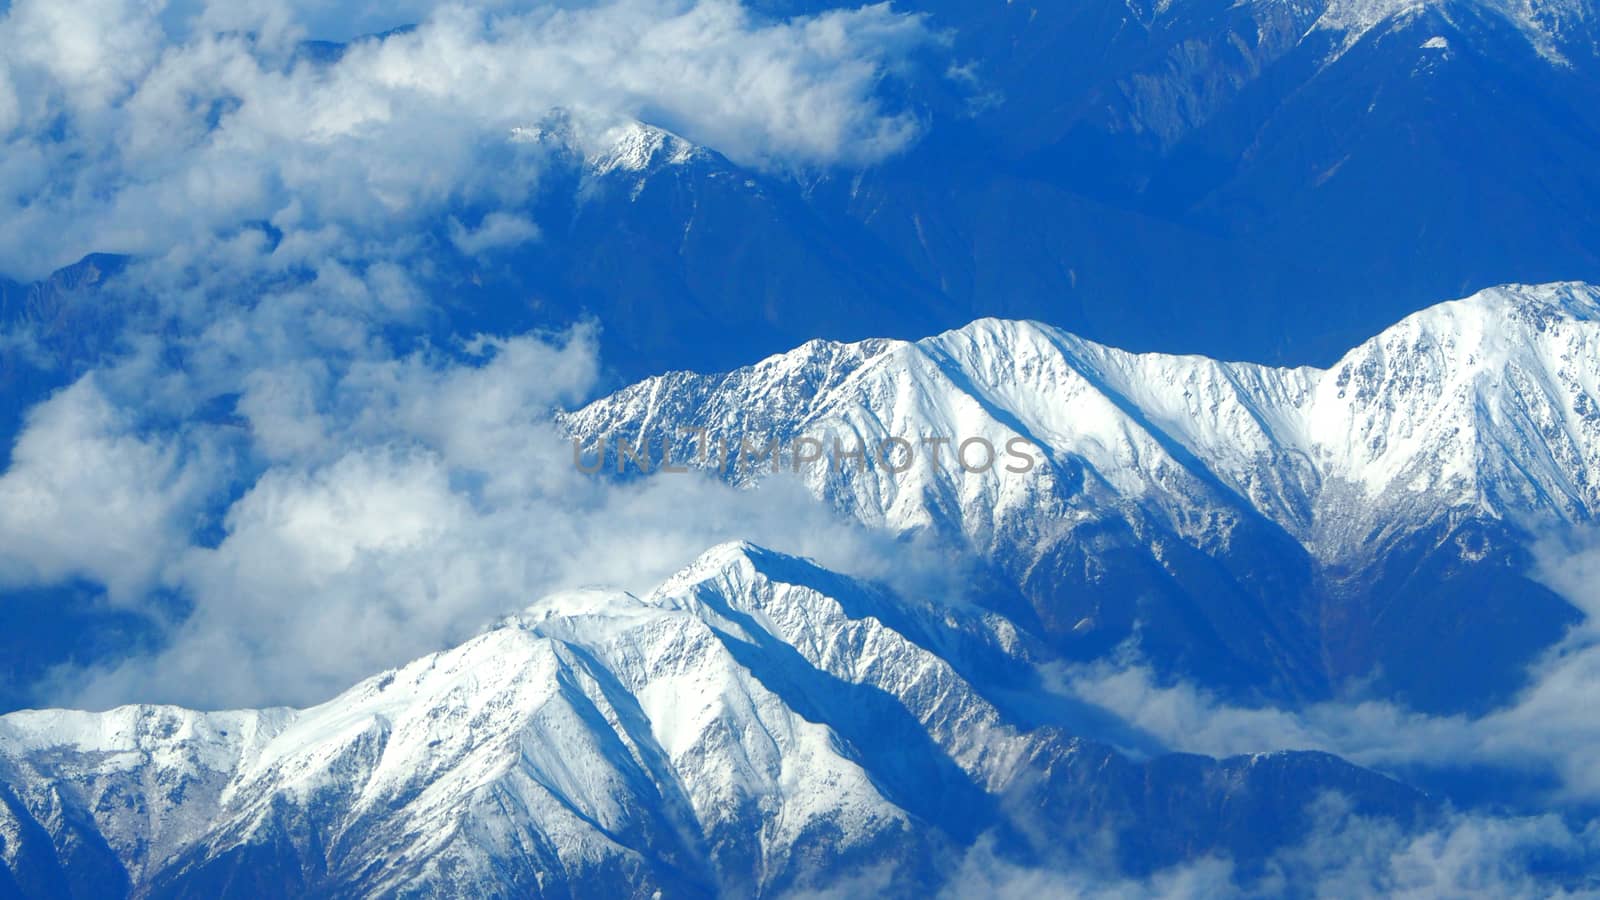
[0, 557, 946, 897]
[1313, 0, 1594, 62]
[585, 121, 701, 178]
[0, 547, 1429, 898]
[565, 282, 1600, 566]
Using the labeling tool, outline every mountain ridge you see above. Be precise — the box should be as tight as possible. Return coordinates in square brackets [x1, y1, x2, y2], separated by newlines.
[0, 542, 1429, 898]
[563, 282, 1600, 712]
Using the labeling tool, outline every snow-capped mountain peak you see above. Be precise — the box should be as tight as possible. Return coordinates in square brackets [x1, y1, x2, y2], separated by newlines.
[0, 544, 1425, 897]
[1308, 283, 1600, 538]
[567, 282, 1600, 554]
[562, 283, 1600, 712]
[1313, 0, 1594, 60]
[584, 121, 702, 178]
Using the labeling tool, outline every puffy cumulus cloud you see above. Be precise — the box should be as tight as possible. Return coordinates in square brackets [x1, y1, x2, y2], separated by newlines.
[0, 0, 938, 280]
[448, 211, 541, 256]
[1044, 529, 1600, 809]
[237, 325, 603, 479]
[0, 376, 231, 601]
[3, 0, 168, 113]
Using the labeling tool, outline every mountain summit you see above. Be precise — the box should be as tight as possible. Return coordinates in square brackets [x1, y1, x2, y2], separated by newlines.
[566, 283, 1600, 713]
[0, 544, 1424, 899]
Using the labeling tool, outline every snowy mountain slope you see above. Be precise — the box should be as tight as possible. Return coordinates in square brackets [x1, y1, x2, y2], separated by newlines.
[1, 578, 932, 898]
[563, 283, 1600, 712]
[0, 544, 1425, 899]
[1311, 0, 1595, 60]
[156, 587, 953, 898]
[565, 282, 1600, 555]
[0, 708, 291, 898]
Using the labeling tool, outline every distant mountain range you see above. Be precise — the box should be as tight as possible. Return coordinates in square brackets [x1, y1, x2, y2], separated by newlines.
[449, 0, 1600, 375]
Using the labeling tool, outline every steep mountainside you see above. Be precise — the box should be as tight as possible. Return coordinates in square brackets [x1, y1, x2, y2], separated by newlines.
[0, 544, 1424, 899]
[564, 283, 1600, 713]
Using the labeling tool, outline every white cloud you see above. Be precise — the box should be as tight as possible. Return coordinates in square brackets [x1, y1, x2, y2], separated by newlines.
[940, 836, 1235, 900]
[0, 376, 229, 601]
[1263, 795, 1600, 900]
[0, 0, 936, 280]
[934, 799, 1600, 899]
[448, 211, 540, 255]
[4, 0, 168, 113]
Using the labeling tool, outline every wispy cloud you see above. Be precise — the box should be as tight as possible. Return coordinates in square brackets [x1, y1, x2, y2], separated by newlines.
[939, 798, 1600, 899]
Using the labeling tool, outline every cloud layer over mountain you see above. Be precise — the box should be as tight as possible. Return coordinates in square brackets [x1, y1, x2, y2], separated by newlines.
[1050, 530, 1600, 807]
[0, 0, 936, 280]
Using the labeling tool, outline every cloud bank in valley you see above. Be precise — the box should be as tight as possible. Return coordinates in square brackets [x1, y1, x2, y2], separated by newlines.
[906, 797, 1600, 899]
[1046, 531, 1600, 810]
